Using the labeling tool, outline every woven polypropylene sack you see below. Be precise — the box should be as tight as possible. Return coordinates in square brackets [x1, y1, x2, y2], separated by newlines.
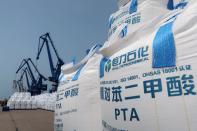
[55, 46, 102, 131]
[99, 1, 197, 130]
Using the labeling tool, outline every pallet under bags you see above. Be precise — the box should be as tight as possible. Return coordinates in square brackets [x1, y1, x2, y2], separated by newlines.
[54, 45, 102, 131]
[99, 0, 197, 131]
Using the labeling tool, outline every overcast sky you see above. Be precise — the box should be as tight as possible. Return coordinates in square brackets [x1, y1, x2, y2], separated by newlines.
[0, 0, 117, 99]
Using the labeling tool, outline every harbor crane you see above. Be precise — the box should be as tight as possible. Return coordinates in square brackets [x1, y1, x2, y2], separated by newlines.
[36, 33, 64, 92]
[16, 58, 47, 96]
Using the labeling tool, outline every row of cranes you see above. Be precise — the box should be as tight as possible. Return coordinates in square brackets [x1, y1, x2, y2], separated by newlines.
[13, 33, 65, 96]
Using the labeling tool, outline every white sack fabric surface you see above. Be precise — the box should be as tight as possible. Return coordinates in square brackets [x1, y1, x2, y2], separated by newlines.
[99, 0, 197, 131]
[54, 46, 102, 131]
[7, 92, 56, 111]
[108, 0, 173, 42]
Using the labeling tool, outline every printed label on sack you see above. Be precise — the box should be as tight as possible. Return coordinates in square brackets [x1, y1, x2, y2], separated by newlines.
[100, 63, 196, 130]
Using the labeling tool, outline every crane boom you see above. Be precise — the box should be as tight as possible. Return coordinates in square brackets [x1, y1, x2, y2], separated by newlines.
[36, 32, 64, 92]
[16, 58, 47, 95]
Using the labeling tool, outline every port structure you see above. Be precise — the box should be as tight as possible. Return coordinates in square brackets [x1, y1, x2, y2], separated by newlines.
[16, 58, 47, 96]
[36, 33, 64, 92]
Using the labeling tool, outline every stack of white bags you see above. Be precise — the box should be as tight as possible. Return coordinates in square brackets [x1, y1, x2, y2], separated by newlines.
[99, 0, 197, 131]
[7, 92, 56, 111]
[55, 0, 197, 131]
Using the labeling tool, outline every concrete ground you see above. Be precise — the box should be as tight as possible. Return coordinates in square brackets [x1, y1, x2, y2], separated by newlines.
[0, 108, 54, 131]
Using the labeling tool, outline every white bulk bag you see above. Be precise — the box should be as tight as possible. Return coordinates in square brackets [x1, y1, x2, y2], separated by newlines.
[26, 99, 32, 109]
[7, 97, 15, 109]
[55, 45, 102, 131]
[31, 96, 37, 109]
[108, 0, 175, 42]
[99, 1, 197, 131]
[117, 0, 130, 8]
[20, 99, 26, 109]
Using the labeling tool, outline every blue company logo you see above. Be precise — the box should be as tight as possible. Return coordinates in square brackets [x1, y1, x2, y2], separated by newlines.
[109, 16, 115, 28]
[104, 46, 149, 73]
[105, 60, 112, 72]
